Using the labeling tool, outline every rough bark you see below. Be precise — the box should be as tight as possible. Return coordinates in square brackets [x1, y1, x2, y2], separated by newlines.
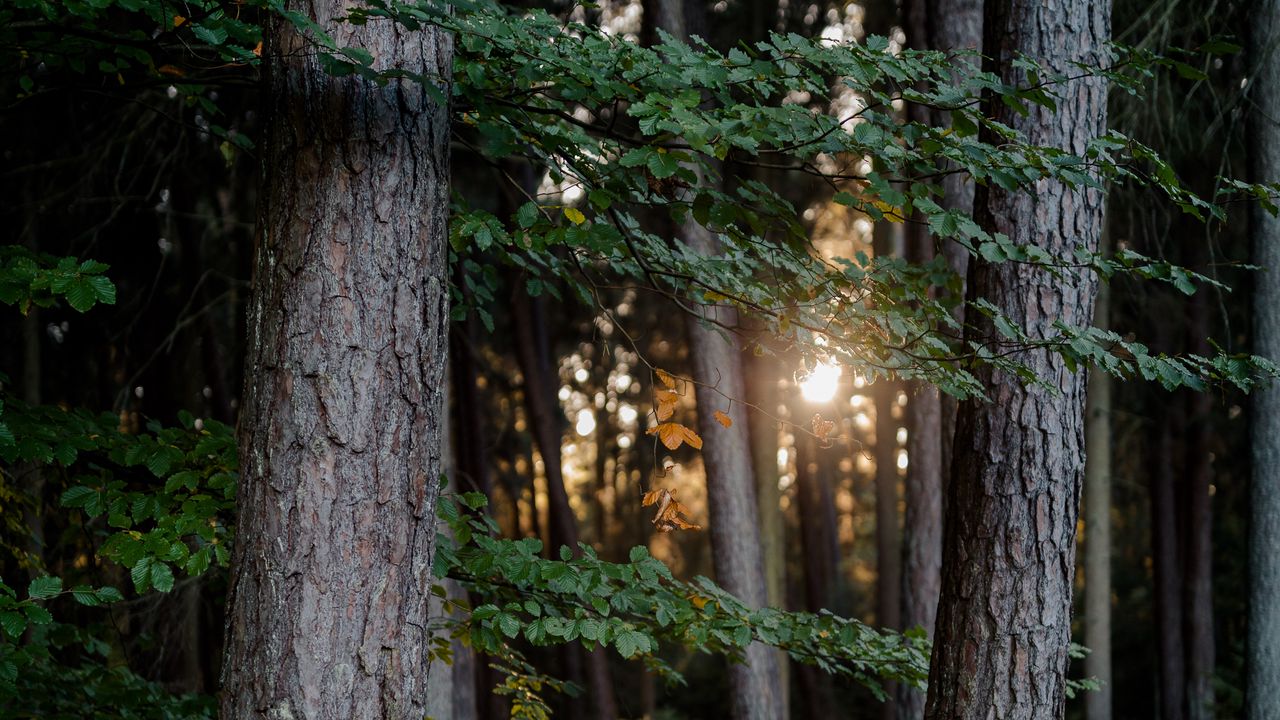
[1083, 284, 1112, 720]
[220, 7, 452, 718]
[1248, 2, 1280, 715]
[923, 0, 1109, 715]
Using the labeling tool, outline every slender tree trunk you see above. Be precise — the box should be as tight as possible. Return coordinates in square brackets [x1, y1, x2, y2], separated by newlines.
[1183, 287, 1215, 720]
[923, 0, 982, 482]
[221, 6, 452, 718]
[683, 236, 785, 720]
[1151, 401, 1187, 720]
[511, 286, 619, 720]
[648, 0, 782, 714]
[745, 349, 789, 718]
[924, 0, 1109, 715]
[1248, 2, 1280, 715]
[899, 371, 942, 720]
[1084, 284, 1113, 720]
[874, 380, 902, 634]
[897, 5, 976, 716]
[795, 433, 838, 720]
[432, 378, 479, 720]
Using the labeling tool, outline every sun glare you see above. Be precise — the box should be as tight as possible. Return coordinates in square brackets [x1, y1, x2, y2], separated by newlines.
[799, 361, 841, 403]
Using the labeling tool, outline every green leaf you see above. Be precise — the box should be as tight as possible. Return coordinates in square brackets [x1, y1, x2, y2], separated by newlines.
[22, 604, 52, 626]
[61, 485, 98, 508]
[27, 576, 61, 600]
[151, 562, 175, 593]
[0, 611, 26, 638]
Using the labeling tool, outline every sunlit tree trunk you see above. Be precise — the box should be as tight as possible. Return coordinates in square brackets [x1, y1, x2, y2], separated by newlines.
[1248, 3, 1280, 714]
[925, 0, 1109, 715]
[1083, 283, 1113, 720]
[746, 348, 790, 718]
[220, 4, 452, 717]
[795, 433, 839, 720]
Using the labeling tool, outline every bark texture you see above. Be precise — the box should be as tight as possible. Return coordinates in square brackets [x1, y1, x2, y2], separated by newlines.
[924, 0, 1109, 715]
[220, 8, 452, 718]
[1083, 284, 1112, 720]
[1248, 2, 1280, 714]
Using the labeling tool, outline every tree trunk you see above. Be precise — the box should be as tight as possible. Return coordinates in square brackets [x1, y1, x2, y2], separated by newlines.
[874, 381, 902, 634]
[1084, 284, 1113, 720]
[745, 348, 789, 718]
[683, 225, 785, 720]
[220, 7, 452, 718]
[1151, 400, 1187, 720]
[1248, 2, 1280, 715]
[794, 433, 838, 720]
[898, 4, 976, 716]
[1183, 286, 1215, 720]
[924, 0, 1109, 715]
[650, 0, 782, 714]
[510, 286, 619, 720]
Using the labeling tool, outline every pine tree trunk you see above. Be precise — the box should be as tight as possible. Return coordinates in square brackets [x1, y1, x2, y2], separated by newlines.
[221, 6, 452, 718]
[924, 0, 1109, 715]
[1248, 2, 1280, 715]
[795, 433, 838, 720]
[1083, 284, 1113, 720]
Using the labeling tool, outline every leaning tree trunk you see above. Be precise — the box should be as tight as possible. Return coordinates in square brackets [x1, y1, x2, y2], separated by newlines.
[220, 6, 452, 718]
[1249, 1, 1280, 715]
[924, 0, 1109, 716]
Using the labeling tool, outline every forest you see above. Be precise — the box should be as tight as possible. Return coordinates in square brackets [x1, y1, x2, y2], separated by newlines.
[2, 0, 1280, 718]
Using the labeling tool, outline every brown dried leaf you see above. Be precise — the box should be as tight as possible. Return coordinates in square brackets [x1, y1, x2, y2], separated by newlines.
[646, 488, 703, 532]
[713, 410, 733, 428]
[655, 390, 679, 422]
[655, 368, 677, 389]
[646, 422, 703, 451]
